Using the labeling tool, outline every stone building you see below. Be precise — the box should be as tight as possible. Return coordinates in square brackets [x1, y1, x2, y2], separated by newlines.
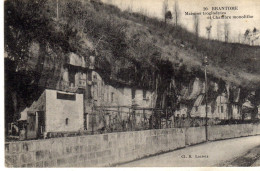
[175, 103, 188, 118]
[19, 89, 84, 138]
[214, 93, 229, 120]
[19, 52, 157, 135]
[190, 94, 213, 118]
[86, 70, 156, 131]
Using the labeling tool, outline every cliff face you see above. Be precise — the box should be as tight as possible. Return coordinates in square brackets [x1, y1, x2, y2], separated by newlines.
[154, 72, 253, 117]
[4, 0, 260, 124]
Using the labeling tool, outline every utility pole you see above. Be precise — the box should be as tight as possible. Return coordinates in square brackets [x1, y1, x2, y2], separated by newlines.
[56, 0, 59, 20]
[203, 56, 209, 141]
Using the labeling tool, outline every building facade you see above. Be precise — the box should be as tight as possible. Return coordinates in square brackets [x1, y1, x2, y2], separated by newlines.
[19, 89, 84, 138]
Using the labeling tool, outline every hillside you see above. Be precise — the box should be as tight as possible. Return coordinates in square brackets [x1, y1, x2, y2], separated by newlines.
[4, 0, 260, 122]
[5, 0, 260, 88]
[94, 1, 260, 89]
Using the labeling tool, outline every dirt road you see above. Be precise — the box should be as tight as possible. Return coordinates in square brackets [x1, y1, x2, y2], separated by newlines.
[118, 135, 260, 167]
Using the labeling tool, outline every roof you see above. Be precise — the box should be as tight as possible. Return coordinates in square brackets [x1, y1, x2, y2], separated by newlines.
[194, 94, 205, 107]
[243, 101, 254, 109]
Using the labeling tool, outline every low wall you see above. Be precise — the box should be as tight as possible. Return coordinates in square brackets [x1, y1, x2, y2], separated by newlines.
[5, 128, 185, 167]
[5, 123, 260, 167]
[185, 127, 206, 145]
[208, 123, 260, 141]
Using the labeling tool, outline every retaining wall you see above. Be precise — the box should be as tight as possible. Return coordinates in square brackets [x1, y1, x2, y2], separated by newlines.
[185, 126, 206, 145]
[5, 123, 260, 167]
[208, 123, 260, 141]
[5, 128, 185, 167]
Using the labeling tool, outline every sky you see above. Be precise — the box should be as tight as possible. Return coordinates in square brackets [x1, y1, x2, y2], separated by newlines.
[103, 0, 260, 44]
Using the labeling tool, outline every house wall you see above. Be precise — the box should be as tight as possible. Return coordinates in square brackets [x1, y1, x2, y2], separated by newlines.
[232, 104, 241, 119]
[120, 88, 154, 126]
[190, 93, 230, 120]
[61, 53, 88, 90]
[87, 72, 126, 131]
[19, 91, 46, 121]
[118, 87, 132, 106]
[90, 71, 155, 109]
[45, 89, 84, 132]
[134, 89, 154, 108]
[191, 105, 213, 118]
[214, 94, 229, 120]
[87, 71, 156, 131]
[188, 77, 204, 99]
[61, 68, 69, 84]
[75, 72, 87, 88]
[175, 104, 188, 118]
[91, 71, 121, 107]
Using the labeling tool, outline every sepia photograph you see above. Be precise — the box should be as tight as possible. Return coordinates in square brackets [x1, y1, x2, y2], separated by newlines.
[3, 0, 260, 168]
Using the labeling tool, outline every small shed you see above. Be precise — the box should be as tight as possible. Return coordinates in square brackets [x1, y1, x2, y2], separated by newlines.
[19, 89, 84, 139]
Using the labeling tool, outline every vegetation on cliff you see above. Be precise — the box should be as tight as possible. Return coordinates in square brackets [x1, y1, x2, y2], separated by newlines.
[4, 0, 260, 123]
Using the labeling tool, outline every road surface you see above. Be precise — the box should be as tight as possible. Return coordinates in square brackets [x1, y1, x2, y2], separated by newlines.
[118, 135, 260, 167]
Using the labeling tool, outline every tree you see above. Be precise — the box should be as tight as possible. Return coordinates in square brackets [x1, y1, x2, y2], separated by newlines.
[252, 27, 260, 45]
[206, 26, 212, 40]
[193, 14, 199, 43]
[238, 31, 241, 43]
[5, 0, 50, 69]
[245, 27, 260, 45]
[126, 0, 133, 12]
[244, 29, 250, 44]
[162, 0, 169, 24]
[4, 0, 77, 70]
[216, 21, 222, 41]
[206, 20, 212, 40]
[165, 11, 172, 23]
[173, 0, 180, 26]
[224, 22, 230, 42]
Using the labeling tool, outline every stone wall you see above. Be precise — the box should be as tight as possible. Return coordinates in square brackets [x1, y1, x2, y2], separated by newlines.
[208, 123, 260, 141]
[5, 123, 260, 167]
[5, 128, 185, 167]
[185, 127, 206, 146]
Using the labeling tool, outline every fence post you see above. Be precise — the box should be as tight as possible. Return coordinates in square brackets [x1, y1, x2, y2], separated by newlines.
[166, 109, 168, 128]
[91, 113, 94, 135]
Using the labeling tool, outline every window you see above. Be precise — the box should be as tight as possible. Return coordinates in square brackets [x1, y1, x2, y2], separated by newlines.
[195, 106, 198, 112]
[132, 88, 136, 99]
[111, 92, 114, 102]
[221, 106, 224, 113]
[218, 106, 220, 113]
[69, 70, 75, 86]
[143, 90, 147, 99]
[87, 85, 92, 99]
[65, 118, 69, 125]
[57, 92, 76, 101]
[87, 71, 92, 81]
[93, 74, 97, 81]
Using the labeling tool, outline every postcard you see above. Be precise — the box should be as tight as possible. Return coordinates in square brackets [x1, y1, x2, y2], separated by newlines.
[3, 0, 260, 168]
